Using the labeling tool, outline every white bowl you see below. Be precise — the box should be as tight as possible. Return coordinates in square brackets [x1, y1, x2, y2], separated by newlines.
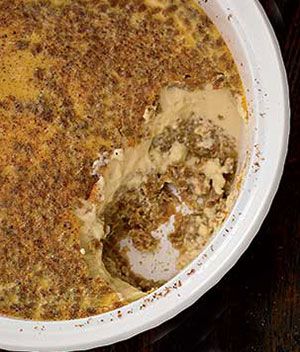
[0, 0, 289, 350]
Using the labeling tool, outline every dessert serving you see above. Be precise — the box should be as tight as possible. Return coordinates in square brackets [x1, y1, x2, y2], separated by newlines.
[0, 0, 247, 320]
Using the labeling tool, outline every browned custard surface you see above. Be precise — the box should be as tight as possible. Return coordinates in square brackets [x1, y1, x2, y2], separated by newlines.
[0, 0, 244, 320]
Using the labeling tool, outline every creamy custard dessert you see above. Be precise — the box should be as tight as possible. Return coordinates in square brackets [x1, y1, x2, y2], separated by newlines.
[0, 0, 246, 320]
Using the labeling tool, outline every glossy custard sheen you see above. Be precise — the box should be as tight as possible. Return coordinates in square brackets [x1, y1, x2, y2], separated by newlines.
[0, 0, 245, 320]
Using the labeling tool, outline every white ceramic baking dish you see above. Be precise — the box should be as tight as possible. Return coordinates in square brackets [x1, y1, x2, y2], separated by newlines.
[0, 0, 289, 350]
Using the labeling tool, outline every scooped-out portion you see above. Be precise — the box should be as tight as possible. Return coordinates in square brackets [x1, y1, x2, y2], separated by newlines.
[90, 85, 244, 292]
[0, 0, 246, 321]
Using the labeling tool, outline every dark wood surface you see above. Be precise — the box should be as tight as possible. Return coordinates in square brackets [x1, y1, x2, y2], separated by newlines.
[95, 1, 300, 351]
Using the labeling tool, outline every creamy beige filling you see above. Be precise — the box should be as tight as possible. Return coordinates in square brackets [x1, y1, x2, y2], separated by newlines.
[152, 85, 244, 143]
[76, 86, 245, 300]
[75, 202, 145, 301]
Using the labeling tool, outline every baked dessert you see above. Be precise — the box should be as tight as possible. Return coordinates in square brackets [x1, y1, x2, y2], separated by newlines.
[0, 0, 246, 320]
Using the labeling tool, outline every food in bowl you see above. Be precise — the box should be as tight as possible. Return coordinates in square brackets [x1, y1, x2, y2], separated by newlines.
[0, 0, 246, 320]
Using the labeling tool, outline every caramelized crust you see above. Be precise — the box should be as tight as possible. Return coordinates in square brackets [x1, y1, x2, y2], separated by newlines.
[0, 0, 243, 320]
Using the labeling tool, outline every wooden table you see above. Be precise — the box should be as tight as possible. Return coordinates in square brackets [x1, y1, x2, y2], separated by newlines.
[97, 1, 300, 351]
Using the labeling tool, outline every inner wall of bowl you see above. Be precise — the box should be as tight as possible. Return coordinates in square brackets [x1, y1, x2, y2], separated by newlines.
[105, 0, 263, 319]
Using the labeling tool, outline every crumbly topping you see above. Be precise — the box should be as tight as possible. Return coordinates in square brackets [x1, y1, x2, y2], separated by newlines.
[103, 109, 238, 290]
[0, 0, 244, 320]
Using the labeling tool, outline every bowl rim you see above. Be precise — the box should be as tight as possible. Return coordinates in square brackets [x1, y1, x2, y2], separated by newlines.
[0, 0, 290, 350]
